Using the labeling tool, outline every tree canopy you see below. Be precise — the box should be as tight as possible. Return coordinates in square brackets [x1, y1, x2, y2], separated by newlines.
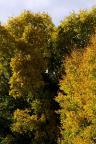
[0, 7, 96, 144]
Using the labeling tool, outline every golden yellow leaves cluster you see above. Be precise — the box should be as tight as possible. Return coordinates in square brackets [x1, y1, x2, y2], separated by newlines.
[56, 35, 96, 144]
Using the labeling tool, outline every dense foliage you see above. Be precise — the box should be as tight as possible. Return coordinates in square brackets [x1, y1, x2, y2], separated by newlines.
[0, 7, 96, 144]
[56, 36, 96, 144]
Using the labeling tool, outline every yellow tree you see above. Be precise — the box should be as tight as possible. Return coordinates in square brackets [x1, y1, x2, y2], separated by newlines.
[56, 35, 96, 144]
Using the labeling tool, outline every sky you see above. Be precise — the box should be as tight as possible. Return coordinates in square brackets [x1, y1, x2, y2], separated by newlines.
[0, 0, 96, 25]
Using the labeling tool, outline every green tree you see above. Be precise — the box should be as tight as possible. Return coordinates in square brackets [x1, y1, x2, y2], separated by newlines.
[56, 7, 96, 78]
[8, 11, 59, 143]
[0, 24, 16, 143]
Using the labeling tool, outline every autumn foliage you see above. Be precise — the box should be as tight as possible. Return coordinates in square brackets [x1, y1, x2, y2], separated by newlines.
[0, 7, 96, 144]
[56, 36, 96, 144]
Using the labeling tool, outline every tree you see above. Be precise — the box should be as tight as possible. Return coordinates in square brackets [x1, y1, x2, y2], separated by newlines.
[56, 7, 96, 78]
[8, 11, 59, 143]
[0, 7, 95, 144]
[56, 35, 96, 144]
[0, 24, 16, 143]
